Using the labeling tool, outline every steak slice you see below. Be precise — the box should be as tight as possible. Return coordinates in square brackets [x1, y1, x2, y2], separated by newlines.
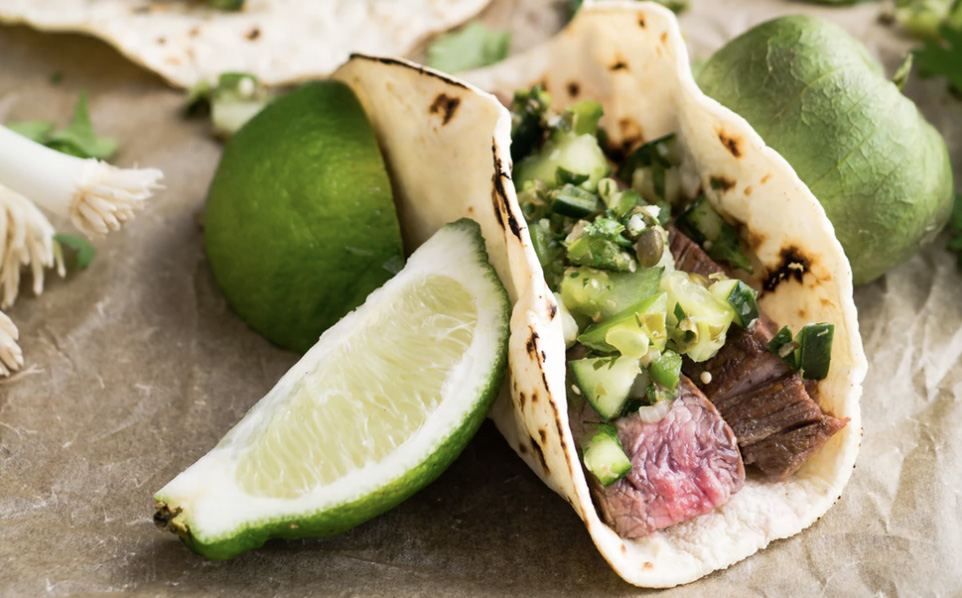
[741, 415, 846, 481]
[669, 228, 846, 481]
[574, 377, 745, 539]
[711, 373, 822, 446]
[669, 226, 724, 278]
[684, 320, 793, 404]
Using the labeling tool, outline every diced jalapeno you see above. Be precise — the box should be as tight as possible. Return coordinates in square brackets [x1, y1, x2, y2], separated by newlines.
[551, 184, 600, 218]
[649, 350, 682, 390]
[797, 323, 834, 380]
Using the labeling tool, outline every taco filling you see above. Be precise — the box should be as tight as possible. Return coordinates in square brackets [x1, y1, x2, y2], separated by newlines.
[509, 87, 846, 540]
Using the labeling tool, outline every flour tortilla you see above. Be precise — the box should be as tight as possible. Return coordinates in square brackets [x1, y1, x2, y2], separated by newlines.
[0, 0, 492, 88]
[457, 1, 867, 587]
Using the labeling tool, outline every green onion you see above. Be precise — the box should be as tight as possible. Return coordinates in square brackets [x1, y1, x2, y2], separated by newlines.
[0, 304, 22, 377]
[0, 125, 162, 239]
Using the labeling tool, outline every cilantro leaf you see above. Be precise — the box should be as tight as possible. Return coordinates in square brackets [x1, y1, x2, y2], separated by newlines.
[45, 92, 117, 159]
[53, 234, 96, 270]
[914, 23, 962, 93]
[6, 92, 117, 160]
[426, 22, 510, 74]
[6, 121, 54, 143]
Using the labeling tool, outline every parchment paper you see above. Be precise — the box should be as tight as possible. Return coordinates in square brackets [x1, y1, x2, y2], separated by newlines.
[1, 1, 960, 596]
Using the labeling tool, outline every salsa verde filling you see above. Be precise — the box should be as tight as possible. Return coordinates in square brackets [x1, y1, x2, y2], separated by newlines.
[509, 87, 837, 491]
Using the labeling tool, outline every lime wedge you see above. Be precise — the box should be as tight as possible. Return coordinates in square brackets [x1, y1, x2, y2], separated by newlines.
[154, 220, 509, 559]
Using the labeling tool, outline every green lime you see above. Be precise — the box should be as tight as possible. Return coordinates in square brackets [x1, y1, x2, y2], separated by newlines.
[204, 80, 404, 352]
[697, 16, 953, 285]
[155, 220, 509, 560]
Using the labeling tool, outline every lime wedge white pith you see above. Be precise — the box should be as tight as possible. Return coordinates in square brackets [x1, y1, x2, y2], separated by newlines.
[154, 220, 509, 559]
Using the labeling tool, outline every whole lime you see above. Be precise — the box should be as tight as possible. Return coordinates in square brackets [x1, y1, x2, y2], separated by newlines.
[697, 15, 954, 285]
[204, 81, 403, 352]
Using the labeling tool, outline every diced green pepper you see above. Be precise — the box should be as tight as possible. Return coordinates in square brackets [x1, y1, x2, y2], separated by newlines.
[766, 325, 799, 369]
[649, 350, 682, 390]
[798, 323, 834, 380]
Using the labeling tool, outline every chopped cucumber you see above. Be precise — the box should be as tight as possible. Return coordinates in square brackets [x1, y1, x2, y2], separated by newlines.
[560, 266, 663, 321]
[676, 196, 754, 273]
[709, 278, 759, 328]
[581, 423, 632, 487]
[514, 129, 610, 192]
[566, 100, 604, 136]
[649, 350, 682, 390]
[551, 184, 600, 218]
[662, 270, 734, 362]
[570, 356, 642, 420]
[577, 292, 668, 358]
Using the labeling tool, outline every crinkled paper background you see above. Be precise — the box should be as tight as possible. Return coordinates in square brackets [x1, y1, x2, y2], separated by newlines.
[0, 0, 960, 595]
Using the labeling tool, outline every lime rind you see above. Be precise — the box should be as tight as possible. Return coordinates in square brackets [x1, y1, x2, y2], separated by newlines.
[155, 219, 509, 559]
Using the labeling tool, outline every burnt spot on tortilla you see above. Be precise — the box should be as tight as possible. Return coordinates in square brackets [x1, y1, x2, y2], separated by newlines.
[467, 206, 474, 215]
[491, 151, 523, 239]
[709, 175, 735, 192]
[567, 81, 581, 98]
[530, 435, 550, 472]
[761, 173, 773, 184]
[189, 27, 200, 38]
[643, 561, 655, 570]
[429, 93, 461, 126]
[518, 391, 527, 409]
[748, 230, 767, 249]
[820, 297, 834, 309]
[744, 185, 753, 197]
[609, 55, 629, 71]
[660, 31, 668, 45]
[246, 27, 261, 41]
[618, 118, 644, 151]
[798, 308, 808, 319]
[349, 54, 470, 90]
[526, 330, 540, 357]
[548, 300, 558, 320]
[540, 350, 547, 362]
[518, 441, 528, 455]
[531, 391, 539, 404]
[638, 15, 647, 28]
[764, 246, 812, 291]
[718, 130, 742, 158]
[620, 544, 628, 555]
[156, 37, 166, 45]
[539, 428, 548, 445]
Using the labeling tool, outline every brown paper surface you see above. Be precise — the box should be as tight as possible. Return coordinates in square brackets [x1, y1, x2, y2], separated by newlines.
[1, 1, 960, 595]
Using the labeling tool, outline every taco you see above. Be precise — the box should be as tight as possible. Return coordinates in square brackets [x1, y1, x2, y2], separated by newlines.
[457, 2, 868, 588]
[0, 0, 491, 88]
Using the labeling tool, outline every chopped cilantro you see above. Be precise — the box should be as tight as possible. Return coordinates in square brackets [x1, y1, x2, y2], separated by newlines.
[426, 21, 511, 74]
[7, 92, 117, 160]
[53, 234, 96, 270]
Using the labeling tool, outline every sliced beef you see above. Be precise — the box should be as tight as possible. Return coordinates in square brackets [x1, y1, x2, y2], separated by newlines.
[669, 226, 724, 278]
[713, 373, 822, 445]
[573, 377, 744, 539]
[741, 415, 846, 480]
[683, 319, 793, 404]
[669, 228, 846, 481]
